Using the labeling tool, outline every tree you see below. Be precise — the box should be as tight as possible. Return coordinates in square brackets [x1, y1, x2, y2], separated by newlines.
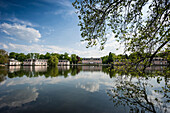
[26, 53, 38, 59]
[45, 52, 51, 59]
[76, 56, 82, 64]
[26, 53, 32, 59]
[48, 56, 58, 67]
[101, 55, 109, 64]
[108, 52, 113, 63]
[0, 49, 8, 55]
[59, 54, 64, 60]
[39, 54, 45, 59]
[34, 53, 40, 59]
[51, 53, 60, 58]
[9, 52, 17, 59]
[64, 52, 69, 60]
[76, 55, 81, 61]
[0, 49, 8, 64]
[73, 0, 170, 69]
[0, 55, 8, 64]
[17, 53, 26, 62]
[71, 54, 78, 64]
[117, 54, 128, 59]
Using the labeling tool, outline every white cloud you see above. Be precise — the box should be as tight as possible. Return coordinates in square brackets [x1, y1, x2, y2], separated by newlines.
[1, 33, 125, 57]
[2, 70, 114, 93]
[3, 39, 124, 57]
[2, 30, 10, 35]
[8, 43, 49, 53]
[56, 0, 72, 7]
[53, 8, 76, 17]
[54, 10, 64, 15]
[7, 17, 35, 27]
[42, 0, 72, 7]
[5, 36, 16, 41]
[0, 23, 41, 43]
[44, 0, 75, 16]
[76, 82, 100, 92]
[0, 87, 38, 108]
[76, 33, 125, 56]
[0, 43, 8, 49]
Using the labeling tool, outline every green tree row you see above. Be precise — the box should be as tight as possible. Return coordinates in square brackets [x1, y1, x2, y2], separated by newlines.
[102, 51, 170, 64]
[8, 51, 82, 64]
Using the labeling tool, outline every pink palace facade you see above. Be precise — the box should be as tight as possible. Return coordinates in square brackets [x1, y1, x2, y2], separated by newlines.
[82, 58, 102, 64]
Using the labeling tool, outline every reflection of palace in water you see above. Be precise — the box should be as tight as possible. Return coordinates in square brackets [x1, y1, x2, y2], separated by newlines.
[82, 66, 102, 71]
[7, 65, 168, 74]
[9, 66, 21, 73]
[8, 66, 72, 73]
[113, 65, 167, 72]
[57, 66, 70, 70]
[22, 66, 47, 72]
[9, 66, 48, 73]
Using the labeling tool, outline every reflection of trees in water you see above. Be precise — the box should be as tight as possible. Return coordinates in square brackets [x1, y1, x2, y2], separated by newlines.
[0, 66, 83, 80]
[0, 75, 6, 83]
[0, 66, 169, 82]
[0, 66, 8, 82]
[103, 65, 169, 79]
[107, 72, 170, 113]
[43, 66, 81, 78]
[71, 66, 81, 76]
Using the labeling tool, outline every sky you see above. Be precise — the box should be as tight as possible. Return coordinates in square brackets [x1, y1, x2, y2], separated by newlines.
[0, 0, 124, 58]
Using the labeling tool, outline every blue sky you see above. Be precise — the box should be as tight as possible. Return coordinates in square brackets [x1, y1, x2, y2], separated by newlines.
[0, 0, 124, 57]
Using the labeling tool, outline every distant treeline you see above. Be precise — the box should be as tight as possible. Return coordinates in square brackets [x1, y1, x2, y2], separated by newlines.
[9, 52, 82, 64]
[0, 49, 169, 65]
[101, 51, 170, 64]
[0, 49, 81, 64]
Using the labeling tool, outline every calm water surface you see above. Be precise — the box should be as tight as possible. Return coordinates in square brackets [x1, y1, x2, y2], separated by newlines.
[0, 66, 169, 113]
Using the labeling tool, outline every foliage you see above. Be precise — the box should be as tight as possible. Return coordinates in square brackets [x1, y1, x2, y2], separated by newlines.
[102, 52, 117, 64]
[34, 53, 40, 59]
[71, 54, 78, 64]
[76, 56, 81, 62]
[0, 49, 8, 64]
[73, 0, 170, 69]
[9, 52, 41, 61]
[9, 52, 17, 59]
[0, 49, 8, 55]
[64, 52, 69, 60]
[17, 53, 26, 62]
[45, 52, 51, 59]
[0, 55, 8, 64]
[51, 53, 60, 58]
[8, 52, 82, 64]
[108, 52, 114, 63]
[101, 55, 109, 64]
[48, 56, 58, 67]
[40, 54, 45, 59]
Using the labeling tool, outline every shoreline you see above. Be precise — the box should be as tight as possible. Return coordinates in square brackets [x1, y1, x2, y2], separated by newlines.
[5, 64, 169, 66]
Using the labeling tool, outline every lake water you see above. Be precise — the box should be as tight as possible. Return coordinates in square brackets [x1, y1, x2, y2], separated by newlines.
[0, 66, 169, 113]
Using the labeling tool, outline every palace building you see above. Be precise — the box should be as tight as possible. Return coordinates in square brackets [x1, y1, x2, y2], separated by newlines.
[9, 59, 21, 66]
[23, 59, 48, 66]
[82, 58, 102, 64]
[58, 60, 70, 65]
